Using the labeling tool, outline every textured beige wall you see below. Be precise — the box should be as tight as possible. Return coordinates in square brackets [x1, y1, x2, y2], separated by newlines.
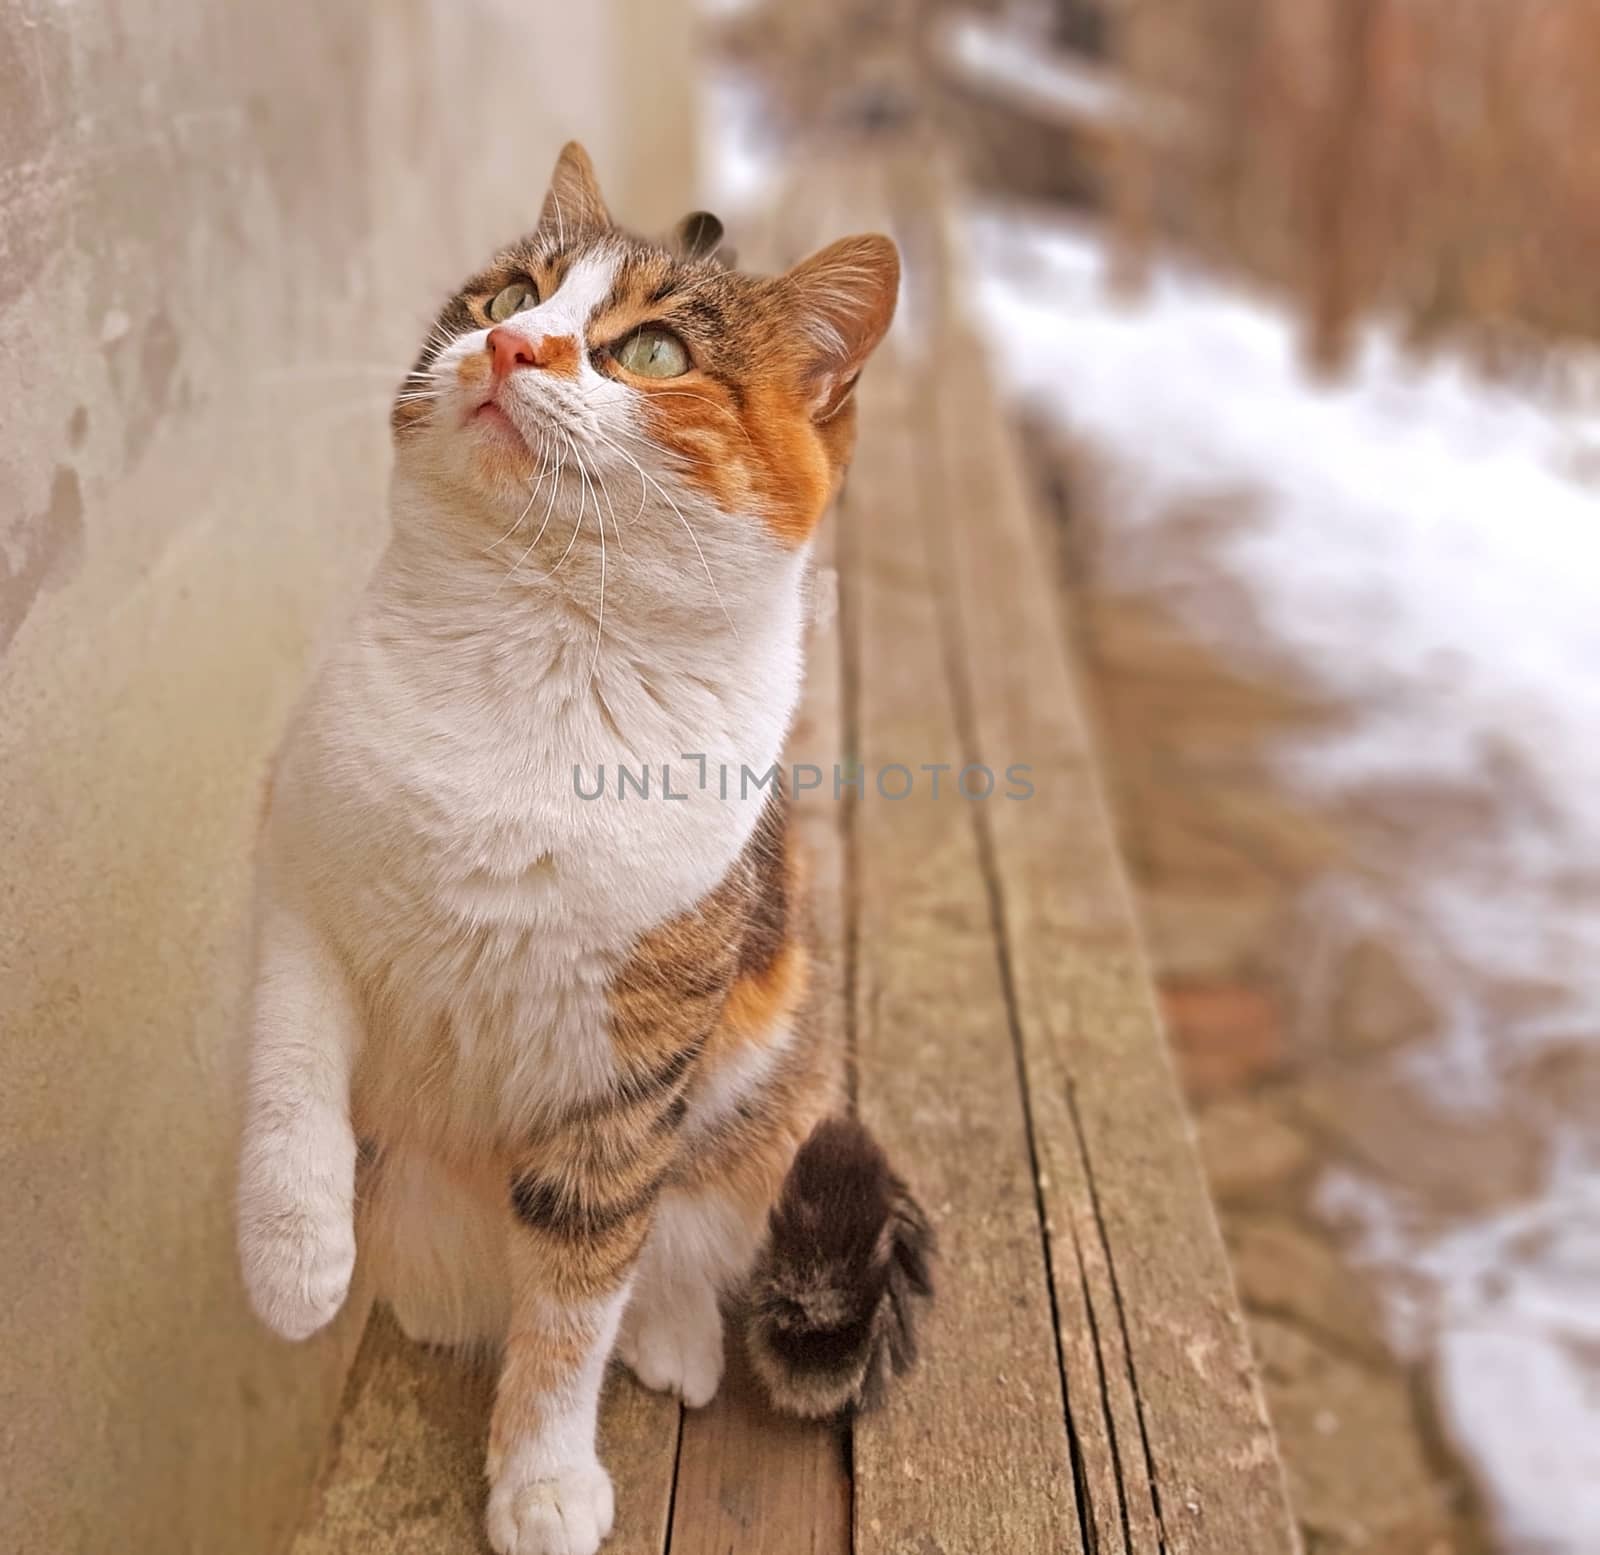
[0, 3, 694, 1552]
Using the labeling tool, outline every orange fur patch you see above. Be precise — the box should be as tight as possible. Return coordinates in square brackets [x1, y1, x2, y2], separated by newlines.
[511, 330, 581, 378]
[720, 939, 809, 1038]
[640, 378, 837, 546]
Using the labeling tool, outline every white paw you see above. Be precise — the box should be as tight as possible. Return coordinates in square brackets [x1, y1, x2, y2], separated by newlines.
[616, 1282, 725, 1408]
[486, 1461, 614, 1555]
[237, 1139, 356, 1341]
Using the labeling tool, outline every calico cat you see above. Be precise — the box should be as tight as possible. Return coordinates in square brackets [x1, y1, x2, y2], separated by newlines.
[236, 142, 932, 1555]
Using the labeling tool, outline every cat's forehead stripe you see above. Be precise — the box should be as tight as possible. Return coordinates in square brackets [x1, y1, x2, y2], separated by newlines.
[520, 249, 621, 340]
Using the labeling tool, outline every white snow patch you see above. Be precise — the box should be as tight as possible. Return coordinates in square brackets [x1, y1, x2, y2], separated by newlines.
[1322, 1168, 1600, 1550]
[967, 203, 1600, 1555]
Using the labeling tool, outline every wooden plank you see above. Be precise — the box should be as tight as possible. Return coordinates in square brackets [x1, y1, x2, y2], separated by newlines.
[894, 156, 1155, 1555]
[669, 1345, 850, 1555]
[913, 182, 1298, 1553]
[840, 172, 1085, 1554]
[603, 1371, 683, 1555]
[289, 1309, 680, 1555]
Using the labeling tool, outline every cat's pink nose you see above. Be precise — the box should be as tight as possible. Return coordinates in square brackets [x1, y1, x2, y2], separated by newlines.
[486, 327, 578, 380]
[487, 326, 539, 378]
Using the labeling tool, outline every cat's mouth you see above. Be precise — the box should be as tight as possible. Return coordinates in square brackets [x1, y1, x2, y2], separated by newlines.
[469, 396, 529, 451]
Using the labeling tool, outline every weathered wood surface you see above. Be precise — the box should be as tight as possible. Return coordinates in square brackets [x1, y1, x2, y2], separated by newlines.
[669, 1346, 850, 1555]
[843, 276, 1086, 1555]
[893, 151, 1294, 1552]
[286, 1310, 680, 1555]
[288, 145, 1296, 1555]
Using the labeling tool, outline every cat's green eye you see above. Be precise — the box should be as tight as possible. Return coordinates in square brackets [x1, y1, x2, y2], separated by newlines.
[614, 327, 691, 379]
[487, 281, 536, 322]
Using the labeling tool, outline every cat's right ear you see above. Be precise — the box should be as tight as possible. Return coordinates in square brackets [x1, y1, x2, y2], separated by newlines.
[782, 234, 900, 422]
[539, 141, 611, 241]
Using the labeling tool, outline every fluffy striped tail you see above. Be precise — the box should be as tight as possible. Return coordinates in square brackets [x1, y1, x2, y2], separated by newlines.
[745, 1116, 935, 1418]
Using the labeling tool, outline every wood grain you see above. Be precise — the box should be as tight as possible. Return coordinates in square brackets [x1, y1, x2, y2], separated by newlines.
[835, 158, 1085, 1555]
[288, 1309, 680, 1555]
[668, 1341, 850, 1555]
[907, 158, 1299, 1553]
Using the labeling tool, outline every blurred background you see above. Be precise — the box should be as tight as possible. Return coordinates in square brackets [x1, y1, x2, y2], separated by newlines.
[713, 4, 1600, 1551]
[4, 2, 1597, 1553]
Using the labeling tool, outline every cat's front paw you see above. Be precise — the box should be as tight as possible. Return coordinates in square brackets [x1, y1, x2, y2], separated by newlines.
[616, 1280, 724, 1408]
[237, 1143, 356, 1341]
[486, 1461, 614, 1555]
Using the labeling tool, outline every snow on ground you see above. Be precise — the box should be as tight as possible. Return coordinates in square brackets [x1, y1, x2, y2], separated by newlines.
[967, 204, 1600, 1553]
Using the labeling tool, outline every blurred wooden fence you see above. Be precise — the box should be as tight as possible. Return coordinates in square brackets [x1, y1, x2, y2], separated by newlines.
[1114, 0, 1600, 367]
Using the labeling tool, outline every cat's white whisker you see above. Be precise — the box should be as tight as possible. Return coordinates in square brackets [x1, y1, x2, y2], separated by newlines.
[589, 451, 607, 685]
[482, 433, 555, 556]
[558, 440, 608, 589]
[586, 442, 630, 561]
[497, 435, 569, 593]
[276, 396, 434, 433]
[569, 435, 624, 563]
[610, 425, 721, 471]
[593, 430, 739, 642]
[256, 363, 409, 383]
[637, 390, 756, 449]
[548, 462, 586, 576]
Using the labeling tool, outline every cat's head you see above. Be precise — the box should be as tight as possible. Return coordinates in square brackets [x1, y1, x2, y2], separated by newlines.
[391, 141, 898, 561]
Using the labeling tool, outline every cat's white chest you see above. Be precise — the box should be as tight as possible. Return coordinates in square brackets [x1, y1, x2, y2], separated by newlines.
[275, 559, 806, 1142]
[410, 679, 773, 947]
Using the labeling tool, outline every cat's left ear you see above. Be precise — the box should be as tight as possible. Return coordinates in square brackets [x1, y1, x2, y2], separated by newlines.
[783, 234, 899, 421]
[539, 141, 611, 240]
[674, 210, 725, 259]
